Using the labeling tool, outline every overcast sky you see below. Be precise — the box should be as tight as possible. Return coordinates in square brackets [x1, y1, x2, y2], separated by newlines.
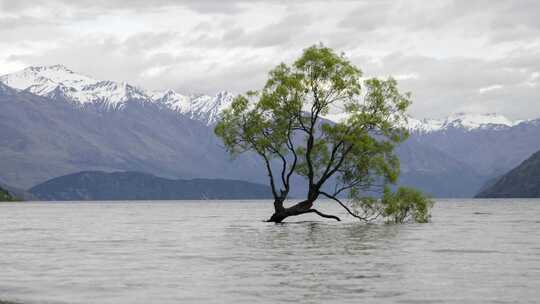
[1, 0, 539, 119]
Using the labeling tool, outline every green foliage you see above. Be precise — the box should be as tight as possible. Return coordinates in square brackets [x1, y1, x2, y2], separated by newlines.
[0, 187, 16, 202]
[352, 187, 434, 223]
[215, 43, 433, 223]
[381, 187, 434, 223]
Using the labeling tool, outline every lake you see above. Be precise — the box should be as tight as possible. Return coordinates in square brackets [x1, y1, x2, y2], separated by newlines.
[1, 199, 539, 303]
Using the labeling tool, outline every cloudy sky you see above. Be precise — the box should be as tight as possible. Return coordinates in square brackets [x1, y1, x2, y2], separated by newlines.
[0, 0, 539, 119]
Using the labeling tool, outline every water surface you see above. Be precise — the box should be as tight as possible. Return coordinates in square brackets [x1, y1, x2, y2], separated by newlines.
[1, 199, 539, 303]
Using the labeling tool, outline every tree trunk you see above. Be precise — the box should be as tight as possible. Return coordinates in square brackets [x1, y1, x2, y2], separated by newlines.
[267, 199, 340, 223]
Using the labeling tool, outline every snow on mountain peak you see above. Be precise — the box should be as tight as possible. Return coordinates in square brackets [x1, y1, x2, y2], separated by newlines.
[442, 112, 516, 130]
[0, 65, 150, 108]
[153, 89, 191, 112]
[25, 64, 76, 75]
[407, 112, 519, 133]
[1, 65, 236, 124]
[325, 112, 517, 133]
[190, 91, 235, 124]
[152, 89, 234, 125]
[1, 65, 95, 89]
[2, 65, 522, 130]
[406, 117, 444, 132]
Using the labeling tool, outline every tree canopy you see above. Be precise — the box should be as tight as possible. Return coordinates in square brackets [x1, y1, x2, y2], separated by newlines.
[215, 44, 433, 223]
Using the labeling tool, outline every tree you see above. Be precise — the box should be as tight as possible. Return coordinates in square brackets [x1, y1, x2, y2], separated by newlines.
[215, 44, 433, 223]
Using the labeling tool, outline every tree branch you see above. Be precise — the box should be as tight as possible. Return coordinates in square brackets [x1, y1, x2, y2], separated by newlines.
[261, 153, 278, 199]
[285, 121, 298, 187]
[259, 129, 289, 192]
[319, 191, 370, 222]
[316, 144, 354, 188]
[305, 79, 322, 188]
[305, 209, 341, 221]
[318, 140, 344, 182]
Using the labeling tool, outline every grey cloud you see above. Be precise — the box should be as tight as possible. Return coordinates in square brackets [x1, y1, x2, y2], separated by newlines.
[2, 0, 539, 120]
[122, 32, 179, 52]
[0, 0, 355, 16]
[338, 0, 540, 43]
[0, 17, 67, 45]
[7, 33, 185, 85]
[6, 30, 273, 94]
[233, 13, 313, 47]
[486, 1, 540, 43]
[0, 16, 59, 29]
[338, 1, 391, 31]
[157, 56, 274, 94]
[354, 52, 540, 120]
[188, 13, 315, 48]
[490, 1, 540, 30]
[1, 0, 260, 15]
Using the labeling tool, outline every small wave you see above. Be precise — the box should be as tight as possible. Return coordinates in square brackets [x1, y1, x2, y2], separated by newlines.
[431, 249, 501, 254]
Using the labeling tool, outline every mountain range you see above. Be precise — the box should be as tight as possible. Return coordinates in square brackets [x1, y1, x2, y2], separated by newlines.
[29, 171, 272, 201]
[1, 65, 540, 198]
[0, 65, 233, 125]
[0, 67, 262, 191]
[398, 117, 540, 196]
[476, 150, 540, 198]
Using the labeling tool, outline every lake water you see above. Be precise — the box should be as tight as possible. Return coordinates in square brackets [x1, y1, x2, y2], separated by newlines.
[1, 199, 539, 304]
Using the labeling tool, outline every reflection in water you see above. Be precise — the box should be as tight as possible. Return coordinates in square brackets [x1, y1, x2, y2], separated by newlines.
[222, 222, 404, 303]
[0, 200, 540, 303]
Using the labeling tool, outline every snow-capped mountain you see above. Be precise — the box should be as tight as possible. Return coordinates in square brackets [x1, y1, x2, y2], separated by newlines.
[1, 65, 523, 130]
[0, 65, 150, 110]
[0, 65, 234, 124]
[2, 64, 540, 198]
[322, 101, 519, 134]
[152, 89, 234, 125]
[326, 111, 519, 133]
[407, 112, 521, 133]
[0, 78, 262, 189]
[406, 117, 444, 133]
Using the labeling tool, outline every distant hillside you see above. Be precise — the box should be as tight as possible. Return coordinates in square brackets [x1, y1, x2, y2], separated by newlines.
[396, 139, 485, 197]
[29, 171, 272, 201]
[4, 66, 540, 198]
[0, 182, 36, 201]
[0, 80, 263, 190]
[0, 186, 16, 201]
[476, 151, 540, 198]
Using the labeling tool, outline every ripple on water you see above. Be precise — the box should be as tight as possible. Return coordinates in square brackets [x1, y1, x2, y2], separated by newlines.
[0, 199, 540, 303]
[431, 249, 503, 254]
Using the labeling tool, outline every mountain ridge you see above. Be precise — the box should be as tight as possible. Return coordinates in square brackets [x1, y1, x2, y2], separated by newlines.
[30, 171, 273, 201]
[0, 65, 234, 125]
[475, 150, 540, 198]
[0, 84, 264, 188]
[2, 65, 540, 197]
[1, 65, 526, 130]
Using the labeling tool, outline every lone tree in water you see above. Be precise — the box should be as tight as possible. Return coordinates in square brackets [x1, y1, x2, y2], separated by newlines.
[215, 44, 433, 223]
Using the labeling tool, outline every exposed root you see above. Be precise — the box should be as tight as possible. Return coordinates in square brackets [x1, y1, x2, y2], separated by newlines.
[266, 206, 341, 223]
